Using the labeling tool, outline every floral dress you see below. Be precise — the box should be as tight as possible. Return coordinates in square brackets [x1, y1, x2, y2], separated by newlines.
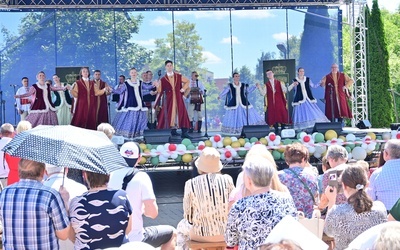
[225, 190, 297, 250]
[278, 166, 319, 218]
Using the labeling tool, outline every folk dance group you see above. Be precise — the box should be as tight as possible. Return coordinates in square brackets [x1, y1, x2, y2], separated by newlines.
[15, 63, 353, 138]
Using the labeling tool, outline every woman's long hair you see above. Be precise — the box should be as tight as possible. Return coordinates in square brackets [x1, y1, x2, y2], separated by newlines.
[341, 165, 373, 214]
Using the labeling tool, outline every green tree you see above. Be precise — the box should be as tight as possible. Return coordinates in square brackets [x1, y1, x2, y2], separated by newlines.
[367, 0, 394, 127]
[150, 20, 205, 78]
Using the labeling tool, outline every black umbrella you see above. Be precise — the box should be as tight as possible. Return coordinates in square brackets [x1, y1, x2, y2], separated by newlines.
[3, 125, 127, 174]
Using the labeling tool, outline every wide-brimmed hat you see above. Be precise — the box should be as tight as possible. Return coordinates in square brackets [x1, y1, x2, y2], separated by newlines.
[120, 142, 141, 167]
[195, 147, 223, 173]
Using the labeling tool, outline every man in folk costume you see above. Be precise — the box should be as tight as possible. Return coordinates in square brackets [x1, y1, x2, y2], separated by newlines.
[320, 63, 354, 123]
[257, 69, 294, 131]
[154, 60, 192, 139]
[93, 70, 111, 125]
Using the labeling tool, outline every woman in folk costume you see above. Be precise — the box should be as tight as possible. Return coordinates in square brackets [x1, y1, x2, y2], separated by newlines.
[14, 71, 68, 127]
[52, 74, 73, 125]
[218, 72, 265, 135]
[291, 67, 330, 130]
[112, 67, 148, 139]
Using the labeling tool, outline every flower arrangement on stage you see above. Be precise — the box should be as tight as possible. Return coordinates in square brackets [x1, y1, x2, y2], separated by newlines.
[139, 130, 400, 165]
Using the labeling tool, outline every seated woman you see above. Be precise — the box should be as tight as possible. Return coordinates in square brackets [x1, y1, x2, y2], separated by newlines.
[177, 147, 234, 249]
[225, 156, 297, 250]
[324, 165, 387, 250]
[69, 171, 133, 249]
[278, 143, 319, 218]
[229, 144, 288, 209]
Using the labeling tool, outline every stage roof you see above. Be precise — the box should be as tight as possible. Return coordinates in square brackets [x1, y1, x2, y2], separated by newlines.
[0, 0, 344, 11]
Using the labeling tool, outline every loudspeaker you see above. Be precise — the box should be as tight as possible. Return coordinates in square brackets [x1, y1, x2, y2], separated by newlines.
[144, 129, 171, 144]
[356, 120, 372, 129]
[241, 125, 270, 139]
[390, 123, 400, 131]
[313, 122, 342, 135]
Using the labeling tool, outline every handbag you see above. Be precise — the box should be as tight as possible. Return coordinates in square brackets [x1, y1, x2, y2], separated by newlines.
[298, 209, 325, 239]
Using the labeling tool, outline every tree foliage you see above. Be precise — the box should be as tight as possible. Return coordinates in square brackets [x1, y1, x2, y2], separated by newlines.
[367, 1, 394, 127]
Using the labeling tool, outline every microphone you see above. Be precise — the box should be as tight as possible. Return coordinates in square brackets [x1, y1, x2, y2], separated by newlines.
[157, 70, 162, 77]
[10, 84, 17, 87]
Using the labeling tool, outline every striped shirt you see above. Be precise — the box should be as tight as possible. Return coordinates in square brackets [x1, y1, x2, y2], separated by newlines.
[183, 173, 234, 237]
[0, 179, 70, 249]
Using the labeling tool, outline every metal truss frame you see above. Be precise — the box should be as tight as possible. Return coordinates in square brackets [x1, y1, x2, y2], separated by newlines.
[350, 0, 367, 127]
[0, 0, 342, 10]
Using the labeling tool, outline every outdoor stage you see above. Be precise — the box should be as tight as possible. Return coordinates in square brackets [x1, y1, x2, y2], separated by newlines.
[117, 124, 398, 173]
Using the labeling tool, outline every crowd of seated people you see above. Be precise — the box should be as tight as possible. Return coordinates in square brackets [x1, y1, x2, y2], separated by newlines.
[0, 120, 399, 250]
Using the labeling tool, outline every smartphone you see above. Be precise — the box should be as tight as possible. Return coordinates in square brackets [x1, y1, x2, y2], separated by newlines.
[328, 173, 338, 192]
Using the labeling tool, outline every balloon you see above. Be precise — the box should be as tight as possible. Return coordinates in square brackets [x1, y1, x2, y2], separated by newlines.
[198, 141, 205, 146]
[367, 132, 376, 140]
[299, 132, 307, 139]
[170, 152, 178, 159]
[231, 141, 241, 148]
[164, 143, 170, 150]
[168, 144, 177, 151]
[268, 141, 274, 147]
[150, 156, 159, 165]
[156, 145, 164, 152]
[230, 149, 238, 158]
[217, 141, 224, 148]
[223, 137, 232, 147]
[238, 138, 246, 146]
[182, 138, 192, 147]
[244, 142, 252, 148]
[146, 144, 152, 150]
[139, 143, 147, 151]
[283, 139, 292, 145]
[272, 150, 281, 160]
[231, 137, 238, 142]
[307, 146, 316, 154]
[238, 150, 247, 158]
[175, 155, 182, 162]
[346, 133, 356, 142]
[187, 144, 196, 151]
[225, 151, 232, 158]
[303, 135, 311, 143]
[159, 155, 168, 163]
[259, 138, 268, 145]
[220, 153, 226, 161]
[177, 144, 187, 154]
[198, 144, 205, 151]
[269, 133, 276, 141]
[204, 140, 212, 147]
[255, 141, 262, 145]
[313, 153, 322, 159]
[325, 130, 337, 140]
[382, 132, 391, 140]
[182, 154, 193, 163]
[214, 135, 221, 142]
[139, 156, 147, 165]
[397, 132, 400, 139]
[345, 146, 352, 153]
[314, 133, 325, 143]
[250, 137, 258, 143]
[352, 147, 367, 160]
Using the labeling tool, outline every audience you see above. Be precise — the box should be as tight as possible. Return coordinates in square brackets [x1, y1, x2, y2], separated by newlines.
[319, 145, 349, 210]
[108, 142, 176, 249]
[0, 123, 15, 188]
[318, 156, 330, 197]
[230, 144, 288, 207]
[6, 120, 33, 185]
[0, 159, 70, 249]
[324, 165, 387, 250]
[258, 240, 303, 250]
[367, 139, 400, 210]
[225, 156, 297, 250]
[176, 147, 234, 249]
[388, 197, 400, 222]
[69, 170, 133, 249]
[97, 122, 116, 140]
[278, 143, 318, 218]
[373, 221, 400, 249]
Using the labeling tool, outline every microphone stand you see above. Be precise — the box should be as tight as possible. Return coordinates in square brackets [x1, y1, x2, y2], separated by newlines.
[0, 90, 4, 124]
[329, 83, 334, 122]
[245, 84, 249, 126]
[203, 89, 209, 138]
[12, 85, 17, 125]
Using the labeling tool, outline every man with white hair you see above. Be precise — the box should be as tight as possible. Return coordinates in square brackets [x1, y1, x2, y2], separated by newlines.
[368, 139, 400, 210]
[0, 123, 15, 188]
[43, 164, 87, 203]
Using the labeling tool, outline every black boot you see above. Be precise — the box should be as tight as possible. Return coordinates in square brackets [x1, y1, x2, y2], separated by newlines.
[171, 129, 180, 136]
[197, 121, 202, 133]
[274, 123, 279, 134]
[181, 128, 193, 139]
[189, 121, 194, 133]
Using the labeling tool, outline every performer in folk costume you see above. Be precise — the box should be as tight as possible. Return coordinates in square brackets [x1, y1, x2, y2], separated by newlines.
[141, 70, 158, 129]
[219, 72, 265, 135]
[185, 71, 205, 133]
[14, 71, 68, 127]
[256, 69, 293, 130]
[291, 67, 330, 130]
[52, 74, 73, 125]
[71, 67, 100, 130]
[112, 67, 148, 139]
[15, 77, 31, 121]
[93, 69, 111, 125]
[320, 63, 354, 123]
[154, 60, 192, 139]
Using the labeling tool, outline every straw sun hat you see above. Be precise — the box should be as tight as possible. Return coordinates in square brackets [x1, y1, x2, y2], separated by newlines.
[195, 147, 223, 173]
